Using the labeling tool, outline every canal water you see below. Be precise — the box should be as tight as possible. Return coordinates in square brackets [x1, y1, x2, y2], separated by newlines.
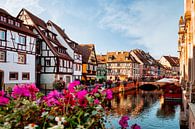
[105, 89, 181, 129]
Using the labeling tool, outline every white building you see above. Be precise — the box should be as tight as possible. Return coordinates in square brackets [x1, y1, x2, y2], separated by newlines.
[18, 9, 73, 89]
[47, 21, 82, 80]
[0, 8, 36, 90]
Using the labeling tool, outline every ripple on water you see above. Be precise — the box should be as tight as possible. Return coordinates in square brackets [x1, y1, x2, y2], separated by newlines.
[105, 90, 181, 129]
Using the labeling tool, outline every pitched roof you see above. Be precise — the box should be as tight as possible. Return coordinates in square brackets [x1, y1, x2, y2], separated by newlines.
[97, 55, 107, 64]
[19, 8, 47, 29]
[0, 8, 11, 16]
[0, 8, 35, 37]
[106, 51, 139, 63]
[18, 9, 72, 61]
[163, 56, 179, 67]
[130, 49, 161, 66]
[78, 44, 96, 63]
[47, 20, 81, 54]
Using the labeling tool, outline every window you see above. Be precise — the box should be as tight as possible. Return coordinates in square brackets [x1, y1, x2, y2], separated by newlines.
[70, 62, 72, 67]
[9, 72, 18, 80]
[8, 19, 13, 25]
[18, 53, 26, 64]
[67, 61, 69, 68]
[0, 51, 6, 62]
[45, 59, 51, 66]
[15, 22, 20, 27]
[22, 73, 30, 80]
[19, 35, 26, 44]
[64, 60, 66, 67]
[0, 16, 6, 22]
[0, 30, 6, 41]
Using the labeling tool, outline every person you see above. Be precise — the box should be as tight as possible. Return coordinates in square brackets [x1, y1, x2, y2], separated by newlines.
[59, 77, 66, 90]
[106, 77, 112, 88]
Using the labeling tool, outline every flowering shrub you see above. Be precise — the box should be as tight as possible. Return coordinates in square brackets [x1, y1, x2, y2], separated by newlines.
[118, 115, 141, 129]
[0, 82, 115, 128]
[0, 81, 141, 129]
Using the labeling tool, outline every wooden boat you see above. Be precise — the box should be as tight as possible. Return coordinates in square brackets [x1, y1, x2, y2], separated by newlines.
[162, 84, 182, 100]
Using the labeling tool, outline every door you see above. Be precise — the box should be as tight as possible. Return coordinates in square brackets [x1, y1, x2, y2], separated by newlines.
[66, 76, 71, 86]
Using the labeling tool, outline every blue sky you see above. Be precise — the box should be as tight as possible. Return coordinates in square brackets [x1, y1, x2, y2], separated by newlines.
[1, 0, 183, 58]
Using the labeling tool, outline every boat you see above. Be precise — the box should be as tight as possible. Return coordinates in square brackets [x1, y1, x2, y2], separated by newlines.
[162, 84, 182, 100]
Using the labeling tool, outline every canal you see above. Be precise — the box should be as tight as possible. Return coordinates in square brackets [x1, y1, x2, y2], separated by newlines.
[105, 89, 181, 129]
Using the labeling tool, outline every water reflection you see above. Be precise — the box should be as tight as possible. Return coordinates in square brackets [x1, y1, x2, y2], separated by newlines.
[106, 89, 181, 129]
[111, 90, 162, 117]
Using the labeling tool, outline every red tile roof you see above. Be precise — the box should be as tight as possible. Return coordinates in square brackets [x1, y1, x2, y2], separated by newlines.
[106, 51, 139, 63]
[130, 49, 162, 67]
[78, 44, 96, 63]
[97, 55, 107, 64]
[163, 56, 179, 67]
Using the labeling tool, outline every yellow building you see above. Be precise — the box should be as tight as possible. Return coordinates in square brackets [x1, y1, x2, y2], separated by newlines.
[78, 44, 97, 82]
[178, 0, 195, 128]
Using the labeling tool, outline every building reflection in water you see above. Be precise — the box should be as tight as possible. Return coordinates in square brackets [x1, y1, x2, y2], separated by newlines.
[110, 89, 181, 118]
[106, 89, 181, 129]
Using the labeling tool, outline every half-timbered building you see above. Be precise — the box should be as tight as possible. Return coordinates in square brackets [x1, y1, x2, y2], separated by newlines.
[96, 55, 107, 81]
[130, 49, 163, 80]
[47, 21, 82, 80]
[17, 9, 73, 89]
[0, 8, 36, 89]
[78, 44, 97, 82]
[159, 56, 179, 77]
[106, 51, 140, 81]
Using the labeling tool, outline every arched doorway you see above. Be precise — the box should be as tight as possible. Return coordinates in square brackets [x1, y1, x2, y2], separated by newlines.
[0, 70, 4, 90]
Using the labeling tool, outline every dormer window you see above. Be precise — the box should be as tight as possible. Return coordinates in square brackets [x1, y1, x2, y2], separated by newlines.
[0, 16, 6, 22]
[8, 19, 13, 25]
[15, 22, 20, 27]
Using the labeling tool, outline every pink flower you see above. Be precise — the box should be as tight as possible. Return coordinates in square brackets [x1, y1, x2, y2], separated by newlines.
[106, 89, 113, 100]
[28, 83, 39, 93]
[11, 84, 30, 98]
[68, 83, 76, 93]
[44, 90, 63, 107]
[76, 90, 87, 100]
[131, 124, 141, 129]
[79, 98, 88, 107]
[0, 90, 5, 96]
[90, 85, 99, 95]
[47, 90, 61, 99]
[0, 96, 9, 105]
[94, 99, 100, 105]
[0, 90, 9, 105]
[72, 81, 80, 86]
[45, 97, 60, 107]
[119, 116, 129, 128]
[28, 83, 39, 99]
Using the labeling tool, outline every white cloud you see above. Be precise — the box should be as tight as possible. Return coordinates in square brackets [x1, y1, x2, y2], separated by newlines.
[98, 0, 183, 58]
[0, 0, 44, 16]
